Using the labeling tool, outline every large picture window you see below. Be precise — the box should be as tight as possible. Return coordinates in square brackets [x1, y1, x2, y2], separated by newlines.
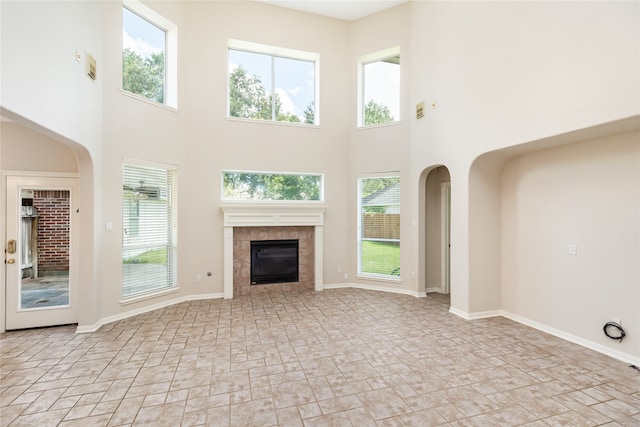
[358, 175, 400, 278]
[222, 171, 322, 201]
[359, 47, 400, 126]
[122, 1, 177, 107]
[122, 161, 177, 298]
[228, 40, 318, 124]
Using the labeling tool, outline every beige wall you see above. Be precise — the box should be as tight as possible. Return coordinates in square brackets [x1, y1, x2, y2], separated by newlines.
[1, 122, 78, 172]
[1, 1, 637, 361]
[501, 131, 639, 358]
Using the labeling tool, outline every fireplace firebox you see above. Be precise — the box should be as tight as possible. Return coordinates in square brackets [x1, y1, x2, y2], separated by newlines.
[251, 239, 299, 285]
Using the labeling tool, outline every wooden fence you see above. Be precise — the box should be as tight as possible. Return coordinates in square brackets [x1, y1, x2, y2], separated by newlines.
[362, 213, 400, 239]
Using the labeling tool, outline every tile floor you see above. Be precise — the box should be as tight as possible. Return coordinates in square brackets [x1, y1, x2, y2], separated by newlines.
[1, 289, 639, 426]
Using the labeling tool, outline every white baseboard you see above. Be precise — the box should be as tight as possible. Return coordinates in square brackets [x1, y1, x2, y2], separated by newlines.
[501, 310, 640, 366]
[449, 306, 503, 320]
[426, 286, 445, 294]
[75, 292, 224, 333]
[447, 306, 639, 365]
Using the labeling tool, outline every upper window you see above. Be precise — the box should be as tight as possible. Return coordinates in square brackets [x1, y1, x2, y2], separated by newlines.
[228, 40, 318, 125]
[359, 47, 400, 127]
[122, 161, 177, 299]
[122, 1, 177, 108]
[222, 171, 323, 201]
[358, 174, 400, 278]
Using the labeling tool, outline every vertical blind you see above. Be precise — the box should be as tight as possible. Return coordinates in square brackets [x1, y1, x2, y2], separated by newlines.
[122, 163, 176, 298]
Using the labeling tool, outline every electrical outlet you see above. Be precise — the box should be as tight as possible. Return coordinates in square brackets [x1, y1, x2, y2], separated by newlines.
[196, 275, 202, 283]
[344, 273, 348, 280]
[337, 266, 342, 273]
[569, 244, 577, 255]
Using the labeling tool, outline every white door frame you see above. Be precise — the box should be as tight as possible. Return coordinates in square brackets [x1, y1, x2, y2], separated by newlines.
[4, 173, 79, 330]
[440, 182, 451, 294]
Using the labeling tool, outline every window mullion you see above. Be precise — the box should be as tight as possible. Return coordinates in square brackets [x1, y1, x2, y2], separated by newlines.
[271, 55, 276, 121]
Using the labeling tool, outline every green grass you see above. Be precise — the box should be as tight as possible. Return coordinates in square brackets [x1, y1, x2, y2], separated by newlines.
[123, 248, 166, 264]
[361, 240, 400, 276]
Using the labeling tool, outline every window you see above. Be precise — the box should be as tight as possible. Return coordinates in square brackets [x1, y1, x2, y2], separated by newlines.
[358, 175, 400, 278]
[222, 171, 323, 201]
[122, 1, 177, 107]
[122, 161, 177, 299]
[359, 47, 400, 126]
[228, 39, 318, 124]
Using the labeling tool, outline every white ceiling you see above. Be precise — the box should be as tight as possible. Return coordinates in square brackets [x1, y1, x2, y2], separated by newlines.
[257, 0, 408, 21]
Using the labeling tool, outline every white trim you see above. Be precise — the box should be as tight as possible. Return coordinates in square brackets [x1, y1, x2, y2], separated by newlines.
[323, 282, 426, 298]
[76, 292, 224, 333]
[226, 116, 319, 128]
[120, 90, 179, 113]
[119, 286, 179, 305]
[220, 203, 326, 227]
[426, 286, 444, 293]
[228, 38, 318, 62]
[123, 0, 178, 108]
[501, 310, 640, 366]
[449, 307, 502, 320]
[355, 274, 402, 284]
[448, 306, 640, 365]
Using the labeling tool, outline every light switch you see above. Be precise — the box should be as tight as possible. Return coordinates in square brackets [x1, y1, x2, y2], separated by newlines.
[105, 222, 113, 232]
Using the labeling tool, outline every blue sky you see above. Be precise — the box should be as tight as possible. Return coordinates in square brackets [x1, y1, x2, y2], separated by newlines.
[123, 7, 165, 58]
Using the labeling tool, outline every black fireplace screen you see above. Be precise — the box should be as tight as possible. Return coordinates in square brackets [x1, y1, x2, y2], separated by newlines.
[251, 239, 299, 285]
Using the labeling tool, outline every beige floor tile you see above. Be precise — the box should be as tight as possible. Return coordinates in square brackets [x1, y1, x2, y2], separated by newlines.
[1, 289, 636, 427]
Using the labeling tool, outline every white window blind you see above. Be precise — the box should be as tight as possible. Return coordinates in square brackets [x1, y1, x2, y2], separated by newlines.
[122, 162, 177, 298]
[358, 175, 400, 278]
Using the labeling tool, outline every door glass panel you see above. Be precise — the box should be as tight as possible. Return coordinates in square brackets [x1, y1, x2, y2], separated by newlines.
[19, 189, 70, 309]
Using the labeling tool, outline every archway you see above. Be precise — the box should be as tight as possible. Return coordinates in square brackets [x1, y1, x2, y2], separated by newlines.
[419, 165, 451, 297]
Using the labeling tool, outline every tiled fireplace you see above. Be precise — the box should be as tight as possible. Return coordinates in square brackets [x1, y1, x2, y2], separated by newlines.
[233, 226, 314, 297]
[220, 203, 325, 299]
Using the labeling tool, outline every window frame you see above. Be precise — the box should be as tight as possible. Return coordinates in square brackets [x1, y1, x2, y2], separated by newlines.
[357, 173, 401, 281]
[122, 0, 178, 109]
[357, 46, 400, 128]
[121, 159, 178, 303]
[227, 39, 319, 125]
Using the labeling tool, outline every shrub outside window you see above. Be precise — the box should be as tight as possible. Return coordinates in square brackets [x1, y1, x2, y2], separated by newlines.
[122, 161, 177, 298]
[360, 47, 400, 126]
[228, 40, 318, 124]
[358, 175, 400, 278]
[222, 171, 322, 201]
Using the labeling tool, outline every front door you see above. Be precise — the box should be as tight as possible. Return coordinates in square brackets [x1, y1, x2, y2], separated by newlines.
[5, 176, 79, 329]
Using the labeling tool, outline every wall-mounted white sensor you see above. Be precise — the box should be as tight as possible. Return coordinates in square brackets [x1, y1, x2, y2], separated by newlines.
[86, 53, 97, 80]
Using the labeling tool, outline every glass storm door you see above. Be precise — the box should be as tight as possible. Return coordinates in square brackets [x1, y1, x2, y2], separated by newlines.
[5, 176, 78, 330]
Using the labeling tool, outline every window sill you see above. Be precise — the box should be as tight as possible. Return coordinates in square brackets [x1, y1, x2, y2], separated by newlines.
[120, 286, 179, 306]
[356, 274, 402, 284]
[120, 90, 179, 112]
[356, 121, 401, 131]
[226, 116, 319, 129]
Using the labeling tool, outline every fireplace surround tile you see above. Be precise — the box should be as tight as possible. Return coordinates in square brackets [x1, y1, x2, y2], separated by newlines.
[233, 226, 315, 297]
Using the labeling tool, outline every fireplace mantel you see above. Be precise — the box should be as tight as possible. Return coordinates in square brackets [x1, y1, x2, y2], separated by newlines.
[220, 202, 326, 298]
[220, 202, 326, 227]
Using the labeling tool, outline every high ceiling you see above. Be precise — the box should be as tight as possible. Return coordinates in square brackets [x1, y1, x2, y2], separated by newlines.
[257, 0, 408, 21]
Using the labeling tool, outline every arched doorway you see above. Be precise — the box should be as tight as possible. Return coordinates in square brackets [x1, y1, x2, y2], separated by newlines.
[420, 166, 451, 296]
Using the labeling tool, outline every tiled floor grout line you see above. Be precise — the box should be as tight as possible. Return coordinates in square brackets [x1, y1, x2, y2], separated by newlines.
[1, 289, 639, 426]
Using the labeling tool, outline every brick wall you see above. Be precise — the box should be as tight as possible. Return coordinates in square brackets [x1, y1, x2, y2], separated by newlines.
[33, 190, 70, 275]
